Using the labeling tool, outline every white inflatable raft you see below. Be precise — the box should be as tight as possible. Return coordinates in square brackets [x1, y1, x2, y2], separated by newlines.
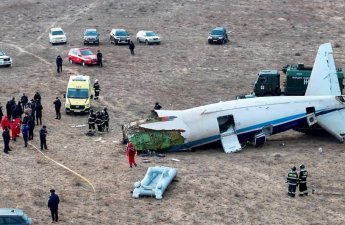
[132, 166, 177, 200]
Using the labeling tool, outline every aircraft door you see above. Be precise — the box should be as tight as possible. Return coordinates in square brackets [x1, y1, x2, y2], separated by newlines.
[254, 124, 272, 147]
[306, 107, 317, 126]
[217, 115, 241, 153]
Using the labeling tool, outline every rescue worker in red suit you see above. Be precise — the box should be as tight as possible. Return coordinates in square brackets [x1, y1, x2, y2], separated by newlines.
[11, 118, 21, 141]
[1, 115, 11, 131]
[127, 142, 137, 168]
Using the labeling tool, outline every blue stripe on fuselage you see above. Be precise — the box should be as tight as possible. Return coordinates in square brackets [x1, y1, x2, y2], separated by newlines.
[166, 108, 342, 152]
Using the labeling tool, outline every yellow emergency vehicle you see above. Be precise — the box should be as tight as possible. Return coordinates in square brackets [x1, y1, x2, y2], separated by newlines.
[65, 75, 93, 114]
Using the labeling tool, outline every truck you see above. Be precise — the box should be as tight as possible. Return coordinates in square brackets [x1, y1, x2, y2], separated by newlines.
[252, 64, 344, 96]
[238, 64, 344, 134]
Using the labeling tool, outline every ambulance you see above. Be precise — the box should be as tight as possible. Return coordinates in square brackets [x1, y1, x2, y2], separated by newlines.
[65, 75, 93, 114]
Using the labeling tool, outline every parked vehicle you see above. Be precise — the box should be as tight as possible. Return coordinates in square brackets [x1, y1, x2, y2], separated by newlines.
[83, 28, 100, 45]
[110, 29, 130, 45]
[68, 48, 98, 66]
[207, 27, 228, 44]
[0, 208, 32, 225]
[136, 31, 161, 45]
[252, 64, 344, 96]
[0, 50, 12, 67]
[64, 75, 93, 114]
[49, 27, 67, 45]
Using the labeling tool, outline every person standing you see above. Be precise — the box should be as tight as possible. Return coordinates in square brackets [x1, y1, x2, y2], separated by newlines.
[127, 142, 137, 168]
[93, 80, 100, 100]
[95, 111, 103, 132]
[28, 114, 35, 140]
[299, 164, 308, 196]
[22, 111, 30, 125]
[97, 50, 103, 67]
[34, 92, 41, 102]
[56, 55, 63, 73]
[6, 97, 15, 120]
[88, 110, 96, 132]
[35, 101, 43, 125]
[53, 97, 61, 120]
[39, 125, 48, 150]
[129, 41, 135, 55]
[154, 102, 162, 110]
[21, 93, 29, 110]
[1, 115, 11, 131]
[22, 123, 29, 147]
[2, 127, 11, 154]
[286, 166, 299, 197]
[48, 189, 60, 223]
[12, 101, 23, 120]
[30, 99, 36, 119]
[11, 118, 21, 142]
[103, 107, 109, 132]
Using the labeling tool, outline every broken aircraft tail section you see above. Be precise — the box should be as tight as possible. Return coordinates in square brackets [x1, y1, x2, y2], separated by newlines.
[122, 43, 345, 153]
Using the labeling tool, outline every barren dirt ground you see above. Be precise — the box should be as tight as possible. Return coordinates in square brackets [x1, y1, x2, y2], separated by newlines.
[1, 0, 345, 224]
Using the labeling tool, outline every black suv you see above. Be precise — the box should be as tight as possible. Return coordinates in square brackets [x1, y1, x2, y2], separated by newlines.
[208, 27, 228, 44]
[83, 29, 100, 45]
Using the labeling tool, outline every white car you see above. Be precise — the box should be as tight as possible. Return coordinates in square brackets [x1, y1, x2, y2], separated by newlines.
[0, 50, 12, 67]
[49, 27, 67, 45]
[136, 31, 161, 45]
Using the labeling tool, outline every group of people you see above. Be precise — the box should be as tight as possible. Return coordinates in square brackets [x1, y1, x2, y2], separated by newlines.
[286, 164, 308, 197]
[1, 92, 50, 153]
[87, 107, 109, 133]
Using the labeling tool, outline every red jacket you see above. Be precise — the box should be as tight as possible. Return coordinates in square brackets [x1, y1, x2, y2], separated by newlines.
[127, 143, 137, 156]
[1, 115, 11, 130]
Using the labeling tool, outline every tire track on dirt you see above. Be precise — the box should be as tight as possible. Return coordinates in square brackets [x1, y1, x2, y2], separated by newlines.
[0, 41, 79, 74]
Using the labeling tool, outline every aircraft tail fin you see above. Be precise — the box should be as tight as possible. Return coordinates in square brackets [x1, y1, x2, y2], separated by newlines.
[305, 43, 341, 96]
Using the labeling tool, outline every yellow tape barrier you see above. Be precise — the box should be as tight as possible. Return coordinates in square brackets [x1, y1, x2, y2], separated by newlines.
[28, 142, 95, 192]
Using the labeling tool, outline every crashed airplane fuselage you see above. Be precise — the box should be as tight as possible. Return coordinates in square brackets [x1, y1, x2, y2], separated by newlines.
[123, 43, 345, 153]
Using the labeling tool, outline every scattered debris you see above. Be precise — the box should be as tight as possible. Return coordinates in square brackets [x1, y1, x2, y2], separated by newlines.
[71, 124, 87, 128]
[171, 158, 180, 162]
[95, 137, 102, 142]
[156, 153, 165, 158]
[141, 158, 151, 163]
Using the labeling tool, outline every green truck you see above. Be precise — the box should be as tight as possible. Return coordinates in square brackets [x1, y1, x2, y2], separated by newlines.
[253, 64, 344, 96]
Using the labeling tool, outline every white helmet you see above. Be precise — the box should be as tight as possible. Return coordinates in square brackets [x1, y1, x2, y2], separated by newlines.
[95, 79, 98, 83]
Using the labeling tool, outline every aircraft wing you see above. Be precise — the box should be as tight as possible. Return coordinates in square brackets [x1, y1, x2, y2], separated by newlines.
[317, 109, 345, 142]
[305, 43, 341, 96]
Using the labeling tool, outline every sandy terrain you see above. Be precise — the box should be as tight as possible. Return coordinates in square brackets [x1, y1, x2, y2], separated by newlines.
[0, 0, 345, 224]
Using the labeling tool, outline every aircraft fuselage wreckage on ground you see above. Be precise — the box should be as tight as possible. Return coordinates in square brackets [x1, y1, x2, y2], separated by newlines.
[122, 43, 345, 153]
